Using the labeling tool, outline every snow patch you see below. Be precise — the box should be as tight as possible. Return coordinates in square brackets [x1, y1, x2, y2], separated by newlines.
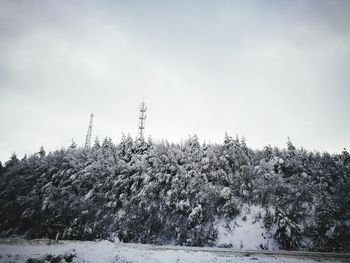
[82, 189, 94, 201]
[215, 205, 278, 250]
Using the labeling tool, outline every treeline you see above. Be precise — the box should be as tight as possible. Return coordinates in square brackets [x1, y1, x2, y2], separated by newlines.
[0, 134, 349, 252]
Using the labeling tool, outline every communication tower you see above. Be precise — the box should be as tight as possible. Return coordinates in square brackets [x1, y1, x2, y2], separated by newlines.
[84, 113, 94, 150]
[138, 102, 147, 140]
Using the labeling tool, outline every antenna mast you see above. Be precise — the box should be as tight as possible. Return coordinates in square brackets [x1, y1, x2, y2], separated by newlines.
[138, 102, 147, 140]
[84, 113, 94, 150]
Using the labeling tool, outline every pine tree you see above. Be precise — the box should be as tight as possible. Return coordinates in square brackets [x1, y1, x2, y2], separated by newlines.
[69, 139, 77, 149]
[38, 146, 46, 157]
[93, 137, 101, 149]
[274, 209, 301, 249]
[0, 161, 4, 176]
[5, 152, 19, 168]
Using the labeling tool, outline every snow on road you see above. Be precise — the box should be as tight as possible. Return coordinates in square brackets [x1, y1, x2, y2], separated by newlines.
[0, 239, 346, 263]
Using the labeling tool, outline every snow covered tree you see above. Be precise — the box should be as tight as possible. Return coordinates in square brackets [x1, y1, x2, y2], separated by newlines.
[274, 209, 301, 249]
[0, 161, 4, 176]
[38, 146, 46, 158]
[5, 152, 19, 169]
[0, 135, 348, 251]
[69, 139, 77, 149]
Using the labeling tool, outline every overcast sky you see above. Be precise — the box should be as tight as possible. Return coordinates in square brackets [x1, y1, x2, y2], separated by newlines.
[0, 0, 350, 162]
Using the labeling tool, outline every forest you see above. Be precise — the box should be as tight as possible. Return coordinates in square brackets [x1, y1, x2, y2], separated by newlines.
[0, 134, 349, 252]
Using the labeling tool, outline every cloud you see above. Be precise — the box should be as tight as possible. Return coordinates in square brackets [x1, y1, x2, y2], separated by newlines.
[0, 0, 350, 161]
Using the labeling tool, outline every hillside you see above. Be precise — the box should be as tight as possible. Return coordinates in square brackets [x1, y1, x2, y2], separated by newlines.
[0, 134, 349, 252]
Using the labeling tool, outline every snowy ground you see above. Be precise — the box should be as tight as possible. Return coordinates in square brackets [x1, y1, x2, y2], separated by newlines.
[0, 239, 347, 263]
[215, 205, 278, 250]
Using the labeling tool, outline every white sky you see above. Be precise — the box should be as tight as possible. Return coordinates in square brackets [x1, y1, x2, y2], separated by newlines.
[0, 0, 350, 162]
